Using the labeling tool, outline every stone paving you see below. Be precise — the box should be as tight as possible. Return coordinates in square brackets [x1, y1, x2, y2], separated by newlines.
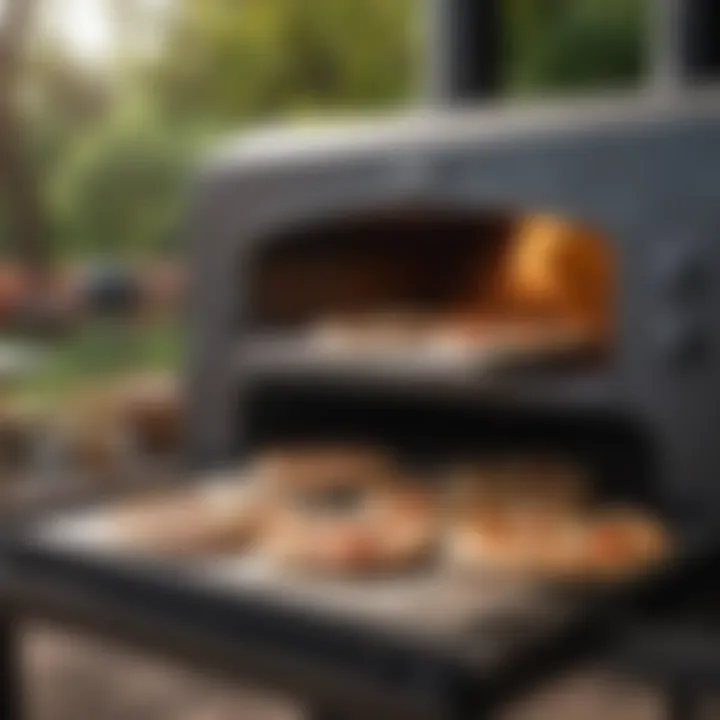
[22, 623, 676, 720]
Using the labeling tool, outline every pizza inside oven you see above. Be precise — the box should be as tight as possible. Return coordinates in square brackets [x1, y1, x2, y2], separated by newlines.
[250, 211, 612, 371]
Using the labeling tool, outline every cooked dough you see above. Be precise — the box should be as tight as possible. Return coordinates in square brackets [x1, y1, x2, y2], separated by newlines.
[262, 485, 437, 575]
[256, 446, 438, 574]
[445, 459, 672, 579]
[115, 477, 262, 555]
[448, 459, 588, 517]
[449, 508, 587, 576]
[254, 445, 398, 496]
[449, 502, 670, 580]
[582, 508, 669, 579]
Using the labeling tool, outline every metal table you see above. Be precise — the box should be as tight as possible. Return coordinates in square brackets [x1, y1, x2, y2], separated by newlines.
[0, 496, 712, 720]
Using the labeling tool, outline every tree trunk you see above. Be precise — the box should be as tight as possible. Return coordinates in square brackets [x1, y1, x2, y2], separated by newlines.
[0, 0, 49, 279]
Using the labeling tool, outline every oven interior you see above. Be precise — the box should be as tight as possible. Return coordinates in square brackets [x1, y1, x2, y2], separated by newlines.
[237, 205, 666, 518]
[246, 206, 613, 349]
[244, 380, 658, 509]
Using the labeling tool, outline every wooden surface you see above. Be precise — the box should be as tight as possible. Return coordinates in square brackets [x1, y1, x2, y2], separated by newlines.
[22, 622, 670, 720]
[24, 623, 299, 720]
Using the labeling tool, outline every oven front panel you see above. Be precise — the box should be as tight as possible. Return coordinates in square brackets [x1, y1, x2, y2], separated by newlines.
[189, 112, 720, 528]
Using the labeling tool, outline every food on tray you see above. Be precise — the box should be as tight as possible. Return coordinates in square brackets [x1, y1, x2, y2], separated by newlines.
[448, 457, 670, 579]
[449, 459, 589, 516]
[448, 459, 590, 575]
[257, 446, 439, 574]
[582, 508, 670, 579]
[116, 372, 184, 454]
[255, 445, 397, 494]
[114, 476, 263, 554]
[103, 444, 669, 583]
[263, 484, 437, 575]
[447, 457, 670, 578]
[449, 507, 671, 579]
[450, 509, 588, 576]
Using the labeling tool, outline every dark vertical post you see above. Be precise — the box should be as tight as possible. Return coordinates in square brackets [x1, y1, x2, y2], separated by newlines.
[679, 0, 720, 81]
[426, 0, 502, 104]
[0, 621, 22, 720]
[666, 687, 702, 720]
[651, 0, 720, 91]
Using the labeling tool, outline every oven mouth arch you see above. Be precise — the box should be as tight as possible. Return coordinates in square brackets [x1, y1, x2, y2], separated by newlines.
[241, 200, 616, 349]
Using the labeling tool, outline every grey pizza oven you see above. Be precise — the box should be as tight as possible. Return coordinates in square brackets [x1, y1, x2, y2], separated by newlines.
[187, 0, 720, 529]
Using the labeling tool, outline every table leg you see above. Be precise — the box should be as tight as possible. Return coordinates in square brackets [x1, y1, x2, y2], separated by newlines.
[667, 687, 702, 720]
[0, 620, 22, 720]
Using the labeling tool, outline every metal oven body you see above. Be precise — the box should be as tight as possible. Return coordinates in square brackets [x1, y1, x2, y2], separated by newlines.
[188, 91, 720, 529]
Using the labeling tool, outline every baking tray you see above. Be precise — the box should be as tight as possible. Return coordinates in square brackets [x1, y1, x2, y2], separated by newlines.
[1, 475, 714, 720]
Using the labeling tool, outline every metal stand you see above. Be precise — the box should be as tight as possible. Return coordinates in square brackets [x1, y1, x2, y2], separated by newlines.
[667, 687, 702, 720]
[0, 620, 22, 720]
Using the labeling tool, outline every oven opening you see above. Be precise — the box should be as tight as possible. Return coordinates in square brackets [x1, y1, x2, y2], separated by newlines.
[245, 205, 613, 374]
[244, 379, 663, 535]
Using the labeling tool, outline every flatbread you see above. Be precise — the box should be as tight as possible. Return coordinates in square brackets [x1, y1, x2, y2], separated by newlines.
[113, 479, 263, 555]
[262, 485, 438, 575]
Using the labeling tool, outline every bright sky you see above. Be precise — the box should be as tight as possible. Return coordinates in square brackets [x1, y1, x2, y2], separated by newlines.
[44, 0, 114, 60]
[40, 0, 171, 62]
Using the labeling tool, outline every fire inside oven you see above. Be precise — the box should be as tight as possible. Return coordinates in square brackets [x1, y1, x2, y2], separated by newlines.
[247, 206, 613, 368]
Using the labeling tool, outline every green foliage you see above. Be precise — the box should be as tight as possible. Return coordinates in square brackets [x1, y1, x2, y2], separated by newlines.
[12, 319, 182, 404]
[505, 0, 647, 94]
[149, 0, 646, 125]
[150, 0, 418, 126]
[21, 0, 649, 265]
[49, 103, 198, 260]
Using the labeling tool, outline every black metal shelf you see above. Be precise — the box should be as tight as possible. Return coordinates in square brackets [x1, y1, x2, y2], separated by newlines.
[237, 337, 625, 419]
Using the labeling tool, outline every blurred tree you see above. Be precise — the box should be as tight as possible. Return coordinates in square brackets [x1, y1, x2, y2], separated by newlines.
[24, 43, 112, 196]
[108, 0, 172, 73]
[0, 0, 48, 273]
[50, 104, 196, 260]
[148, 0, 418, 126]
[4, 0, 648, 266]
[143, 0, 647, 129]
[504, 0, 646, 94]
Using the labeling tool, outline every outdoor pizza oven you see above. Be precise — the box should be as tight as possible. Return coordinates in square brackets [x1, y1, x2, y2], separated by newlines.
[5, 5, 720, 720]
[187, 0, 720, 531]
